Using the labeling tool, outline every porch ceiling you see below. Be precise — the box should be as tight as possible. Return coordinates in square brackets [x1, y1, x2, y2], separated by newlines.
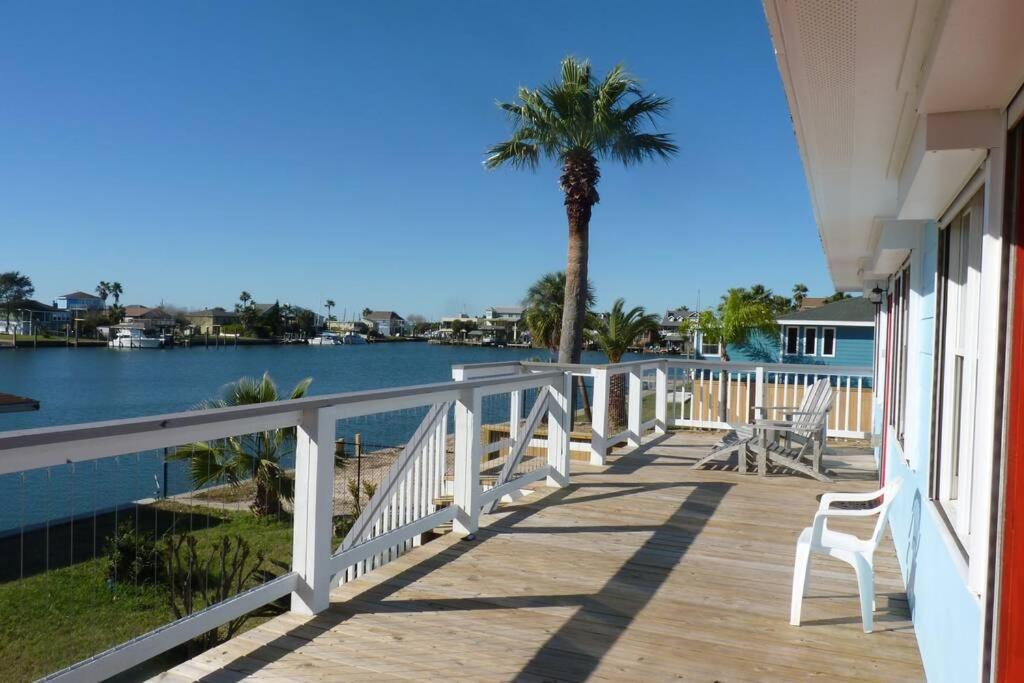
[763, 0, 1024, 291]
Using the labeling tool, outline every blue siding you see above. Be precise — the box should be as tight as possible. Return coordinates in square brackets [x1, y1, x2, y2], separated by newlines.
[719, 325, 874, 368]
[880, 222, 981, 682]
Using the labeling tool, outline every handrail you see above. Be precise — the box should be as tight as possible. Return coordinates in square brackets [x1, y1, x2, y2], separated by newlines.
[0, 370, 564, 473]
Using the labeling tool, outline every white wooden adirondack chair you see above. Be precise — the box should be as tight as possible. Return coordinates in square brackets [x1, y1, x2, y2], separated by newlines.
[790, 477, 903, 633]
[692, 378, 831, 475]
[750, 378, 833, 481]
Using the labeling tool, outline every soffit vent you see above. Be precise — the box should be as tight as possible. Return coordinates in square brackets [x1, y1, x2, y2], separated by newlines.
[793, 0, 856, 180]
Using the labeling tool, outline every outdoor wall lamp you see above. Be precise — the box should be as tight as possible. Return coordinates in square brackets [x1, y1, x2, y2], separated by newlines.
[869, 286, 885, 309]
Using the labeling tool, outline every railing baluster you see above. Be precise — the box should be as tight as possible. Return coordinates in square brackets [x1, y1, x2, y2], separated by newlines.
[290, 407, 335, 616]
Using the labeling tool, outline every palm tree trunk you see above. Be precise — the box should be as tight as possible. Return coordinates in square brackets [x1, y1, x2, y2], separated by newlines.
[608, 373, 626, 432]
[557, 152, 599, 365]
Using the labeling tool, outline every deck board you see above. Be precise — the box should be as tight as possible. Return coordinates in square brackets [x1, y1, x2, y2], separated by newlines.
[155, 432, 924, 682]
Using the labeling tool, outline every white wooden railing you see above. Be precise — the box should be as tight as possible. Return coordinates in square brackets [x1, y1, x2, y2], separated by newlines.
[0, 356, 870, 681]
[0, 369, 572, 682]
[451, 357, 874, 465]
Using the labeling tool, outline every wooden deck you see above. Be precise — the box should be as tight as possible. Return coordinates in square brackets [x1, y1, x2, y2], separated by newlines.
[156, 432, 924, 682]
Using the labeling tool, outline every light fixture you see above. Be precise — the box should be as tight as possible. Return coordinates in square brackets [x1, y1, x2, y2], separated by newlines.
[869, 286, 884, 309]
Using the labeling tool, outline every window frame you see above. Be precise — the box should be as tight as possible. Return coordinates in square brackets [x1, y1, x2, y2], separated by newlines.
[930, 189, 985, 549]
[821, 327, 837, 357]
[803, 327, 818, 356]
[783, 326, 799, 355]
[887, 264, 911, 449]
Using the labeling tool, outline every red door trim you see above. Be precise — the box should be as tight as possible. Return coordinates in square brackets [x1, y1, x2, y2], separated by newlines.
[996, 135, 1024, 682]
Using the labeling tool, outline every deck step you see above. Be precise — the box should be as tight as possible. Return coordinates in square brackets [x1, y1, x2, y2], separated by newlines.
[444, 473, 500, 485]
[433, 495, 453, 508]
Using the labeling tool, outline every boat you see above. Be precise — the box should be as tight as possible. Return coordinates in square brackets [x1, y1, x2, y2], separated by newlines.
[308, 332, 343, 346]
[342, 333, 367, 345]
[108, 328, 162, 349]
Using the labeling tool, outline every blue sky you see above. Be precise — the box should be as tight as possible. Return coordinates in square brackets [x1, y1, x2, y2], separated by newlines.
[1, 1, 829, 320]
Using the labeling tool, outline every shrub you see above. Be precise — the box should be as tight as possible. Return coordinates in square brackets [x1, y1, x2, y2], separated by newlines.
[104, 521, 158, 585]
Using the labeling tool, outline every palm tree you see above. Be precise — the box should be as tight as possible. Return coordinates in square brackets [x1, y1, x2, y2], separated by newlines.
[95, 281, 110, 306]
[588, 299, 659, 430]
[108, 303, 125, 324]
[171, 372, 312, 517]
[487, 57, 677, 365]
[522, 271, 595, 356]
[239, 291, 252, 309]
[325, 299, 336, 323]
[792, 283, 808, 309]
[688, 290, 778, 363]
[109, 281, 123, 305]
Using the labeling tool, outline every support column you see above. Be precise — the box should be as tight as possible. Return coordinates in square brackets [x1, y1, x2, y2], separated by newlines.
[547, 372, 572, 487]
[590, 367, 609, 465]
[628, 368, 642, 447]
[452, 388, 482, 536]
[291, 407, 336, 615]
[655, 361, 668, 435]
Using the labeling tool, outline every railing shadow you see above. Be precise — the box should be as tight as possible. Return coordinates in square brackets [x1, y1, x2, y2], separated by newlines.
[183, 439, 732, 682]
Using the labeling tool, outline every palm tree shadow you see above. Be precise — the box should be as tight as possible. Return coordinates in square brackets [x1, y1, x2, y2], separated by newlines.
[512, 479, 731, 680]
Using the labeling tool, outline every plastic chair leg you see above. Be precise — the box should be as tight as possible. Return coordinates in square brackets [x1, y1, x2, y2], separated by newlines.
[854, 555, 875, 633]
[790, 542, 812, 626]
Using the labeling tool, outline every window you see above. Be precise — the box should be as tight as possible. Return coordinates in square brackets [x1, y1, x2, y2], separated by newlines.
[888, 265, 911, 447]
[700, 334, 720, 356]
[821, 327, 836, 357]
[803, 327, 817, 356]
[931, 190, 984, 545]
[784, 326, 799, 355]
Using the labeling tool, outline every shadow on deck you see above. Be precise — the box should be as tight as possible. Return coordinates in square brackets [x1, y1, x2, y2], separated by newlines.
[155, 431, 924, 682]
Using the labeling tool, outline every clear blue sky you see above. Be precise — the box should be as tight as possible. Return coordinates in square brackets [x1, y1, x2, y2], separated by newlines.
[1, 1, 830, 320]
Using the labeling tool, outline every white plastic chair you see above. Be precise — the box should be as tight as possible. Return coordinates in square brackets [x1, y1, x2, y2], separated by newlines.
[790, 477, 902, 633]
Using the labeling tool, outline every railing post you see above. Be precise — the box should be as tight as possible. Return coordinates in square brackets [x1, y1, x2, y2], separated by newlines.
[655, 360, 668, 435]
[547, 372, 572, 487]
[628, 367, 642, 447]
[754, 365, 765, 421]
[590, 367, 609, 465]
[291, 407, 336, 615]
[452, 387, 482, 536]
[509, 366, 522, 446]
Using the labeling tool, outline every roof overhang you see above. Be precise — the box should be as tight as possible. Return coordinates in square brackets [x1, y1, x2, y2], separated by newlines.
[764, 0, 1024, 291]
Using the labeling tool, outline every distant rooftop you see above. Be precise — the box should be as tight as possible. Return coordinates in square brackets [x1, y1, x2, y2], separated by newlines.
[487, 306, 525, 314]
[661, 308, 696, 328]
[364, 311, 404, 321]
[59, 291, 101, 300]
[778, 297, 874, 324]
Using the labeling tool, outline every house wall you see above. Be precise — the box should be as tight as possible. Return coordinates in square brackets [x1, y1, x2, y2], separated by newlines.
[719, 326, 873, 366]
[877, 221, 983, 683]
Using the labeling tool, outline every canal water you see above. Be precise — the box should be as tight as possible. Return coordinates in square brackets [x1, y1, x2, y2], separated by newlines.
[0, 344, 646, 533]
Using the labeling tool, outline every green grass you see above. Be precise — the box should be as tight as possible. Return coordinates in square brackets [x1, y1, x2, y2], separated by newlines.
[0, 503, 295, 682]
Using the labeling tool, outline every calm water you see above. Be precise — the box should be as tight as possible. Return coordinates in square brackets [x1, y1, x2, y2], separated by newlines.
[0, 344, 645, 533]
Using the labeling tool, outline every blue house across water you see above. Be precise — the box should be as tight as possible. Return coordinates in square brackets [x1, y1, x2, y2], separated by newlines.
[697, 297, 875, 367]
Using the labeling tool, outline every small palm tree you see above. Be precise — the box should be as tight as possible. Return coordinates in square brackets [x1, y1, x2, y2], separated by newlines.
[110, 281, 123, 305]
[588, 299, 659, 430]
[792, 283, 808, 309]
[325, 299, 336, 324]
[108, 303, 125, 324]
[487, 57, 677, 365]
[171, 372, 312, 517]
[96, 281, 110, 305]
[522, 271, 595, 356]
[688, 290, 777, 363]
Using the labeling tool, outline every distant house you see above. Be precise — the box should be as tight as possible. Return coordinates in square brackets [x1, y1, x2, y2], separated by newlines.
[653, 308, 696, 351]
[484, 306, 524, 342]
[0, 300, 70, 334]
[706, 297, 875, 366]
[362, 311, 405, 337]
[776, 297, 874, 366]
[55, 291, 105, 312]
[187, 307, 239, 334]
[484, 306, 524, 321]
[122, 306, 175, 332]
